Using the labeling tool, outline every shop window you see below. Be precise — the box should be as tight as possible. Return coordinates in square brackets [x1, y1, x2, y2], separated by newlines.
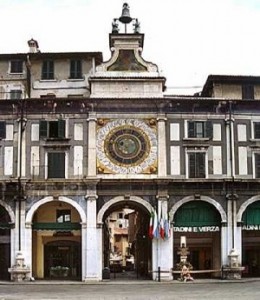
[10, 60, 23, 73]
[253, 122, 260, 139]
[42, 60, 54, 80]
[57, 210, 71, 223]
[39, 119, 65, 139]
[188, 152, 206, 178]
[242, 84, 254, 100]
[0, 122, 6, 139]
[48, 152, 65, 178]
[10, 90, 22, 100]
[70, 60, 82, 79]
[187, 121, 212, 138]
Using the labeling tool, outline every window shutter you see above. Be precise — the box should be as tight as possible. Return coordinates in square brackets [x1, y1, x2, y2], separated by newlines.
[205, 121, 213, 138]
[39, 121, 48, 138]
[0, 122, 6, 139]
[188, 122, 195, 138]
[48, 152, 65, 178]
[70, 60, 75, 78]
[58, 119, 65, 138]
[254, 123, 260, 139]
[189, 153, 196, 178]
[197, 153, 206, 178]
[255, 154, 260, 178]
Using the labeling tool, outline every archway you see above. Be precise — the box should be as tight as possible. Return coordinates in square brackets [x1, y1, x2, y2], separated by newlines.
[0, 201, 14, 280]
[97, 196, 154, 280]
[238, 197, 260, 277]
[27, 197, 85, 280]
[170, 197, 225, 278]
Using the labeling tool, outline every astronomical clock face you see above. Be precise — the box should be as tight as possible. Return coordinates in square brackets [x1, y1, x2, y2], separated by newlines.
[96, 119, 157, 174]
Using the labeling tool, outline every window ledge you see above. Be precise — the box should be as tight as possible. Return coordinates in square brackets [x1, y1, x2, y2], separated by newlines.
[40, 79, 57, 82]
[45, 138, 70, 142]
[8, 72, 24, 75]
[183, 137, 210, 141]
[67, 78, 84, 81]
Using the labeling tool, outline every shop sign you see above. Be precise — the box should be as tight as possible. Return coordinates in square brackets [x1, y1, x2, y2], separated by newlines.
[173, 226, 220, 233]
[242, 225, 260, 231]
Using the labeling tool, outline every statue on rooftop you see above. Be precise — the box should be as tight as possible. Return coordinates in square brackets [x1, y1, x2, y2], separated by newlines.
[133, 19, 140, 34]
[112, 19, 119, 34]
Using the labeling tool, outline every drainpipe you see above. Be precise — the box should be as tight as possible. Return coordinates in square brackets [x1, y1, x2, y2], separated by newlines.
[17, 99, 26, 251]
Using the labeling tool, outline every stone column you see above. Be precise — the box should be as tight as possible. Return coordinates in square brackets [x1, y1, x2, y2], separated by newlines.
[84, 186, 99, 281]
[153, 190, 172, 281]
[157, 114, 167, 177]
[81, 222, 87, 280]
[87, 113, 97, 177]
[24, 222, 32, 278]
[227, 197, 233, 255]
[221, 223, 229, 266]
[14, 198, 26, 256]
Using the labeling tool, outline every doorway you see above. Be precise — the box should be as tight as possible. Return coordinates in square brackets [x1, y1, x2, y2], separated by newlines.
[44, 240, 81, 279]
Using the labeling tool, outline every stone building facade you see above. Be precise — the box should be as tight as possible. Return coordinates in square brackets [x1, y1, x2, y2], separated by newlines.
[1, 4, 260, 282]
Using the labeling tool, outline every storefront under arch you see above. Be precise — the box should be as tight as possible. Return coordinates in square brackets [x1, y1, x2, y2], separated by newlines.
[171, 200, 223, 278]
[241, 200, 260, 277]
[28, 198, 84, 280]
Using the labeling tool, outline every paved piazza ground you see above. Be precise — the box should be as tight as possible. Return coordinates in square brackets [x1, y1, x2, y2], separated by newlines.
[0, 280, 260, 300]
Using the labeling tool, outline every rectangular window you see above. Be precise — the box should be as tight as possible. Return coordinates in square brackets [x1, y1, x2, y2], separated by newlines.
[10, 90, 22, 100]
[57, 210, 71, 223]
[39, 119, 66, 139]
[255, 153, 260, 178]
[10, 60, 23, 73]
[188, 152, 206, 178]
[42, 60, 54, 80]
[48, 152, 65, 178]
[70, 60, 82, 79]
[242, 84, 254, 100]
[254, 122, 260, 139]
[188, 121, 212, 138]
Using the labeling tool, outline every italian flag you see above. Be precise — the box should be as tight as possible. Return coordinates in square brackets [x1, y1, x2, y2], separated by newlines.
[160, 212, 165, 239]
[148, 210, 154, 239]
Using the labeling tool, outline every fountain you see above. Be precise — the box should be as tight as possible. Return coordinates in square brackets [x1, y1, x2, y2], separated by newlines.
[8, 251, 31, 281]
[222, 249, 245, 279]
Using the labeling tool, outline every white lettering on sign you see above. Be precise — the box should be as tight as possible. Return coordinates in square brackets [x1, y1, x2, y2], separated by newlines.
[173, 226, 220, 232]
[242, 225, 260, 231]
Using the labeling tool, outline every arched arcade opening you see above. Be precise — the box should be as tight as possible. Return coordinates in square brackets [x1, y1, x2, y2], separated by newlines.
[172, 200, 223, 278]
[30, 200, 82, 280]
[98, 196, 153, 280]
[241, 200, 260, 277]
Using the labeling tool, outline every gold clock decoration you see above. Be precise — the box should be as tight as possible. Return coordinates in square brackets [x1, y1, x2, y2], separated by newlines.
[96, 119, 157, 174]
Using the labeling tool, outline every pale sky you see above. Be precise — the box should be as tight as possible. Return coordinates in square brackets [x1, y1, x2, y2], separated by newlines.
[1, 0, 260, 95]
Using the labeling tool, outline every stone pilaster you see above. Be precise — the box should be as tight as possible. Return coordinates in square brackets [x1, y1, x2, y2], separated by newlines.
[84, 186, 99, 281]
[157, 115, 167, 177]
[87, 113, 97, 177]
